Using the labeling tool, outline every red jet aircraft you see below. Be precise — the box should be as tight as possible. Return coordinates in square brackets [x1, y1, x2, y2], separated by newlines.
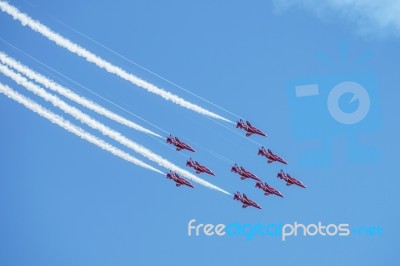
[255, 182, 284, 198]
[166, 171, 194, 188]
[233, 192, 262, 209]
[277, 170, 306, 188]
[231, 164, 261, 182]
[186, 158, 215, 176]
[166, 135, 195, 152]
[258, 146, 288, 165]
[236, 119, 267, 137]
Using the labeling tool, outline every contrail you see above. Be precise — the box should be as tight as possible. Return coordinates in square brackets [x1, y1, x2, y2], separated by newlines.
[0, 43, 239, 166]
[0, 52, 162, 138]
[0, 38, 171, 135]
[0, 1, 233, 123]
[0, 83, 163, 175]
[0, 43, 240, 167]
[18, 0, 241, 118]
[52, 15, 242, 119]
[0, 64, 230, 195]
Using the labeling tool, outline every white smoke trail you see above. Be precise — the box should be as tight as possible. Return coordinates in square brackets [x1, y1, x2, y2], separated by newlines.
[0, 38, 171, 135]
[0, 1, 233, 123]
[0, 52, 162, 138]
[0, 83, 163, 175]
[0, 64, 230, 195]
[53, 16, 242, 119]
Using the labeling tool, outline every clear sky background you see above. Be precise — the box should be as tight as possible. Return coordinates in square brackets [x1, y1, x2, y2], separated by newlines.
[0, 0, 399, 265]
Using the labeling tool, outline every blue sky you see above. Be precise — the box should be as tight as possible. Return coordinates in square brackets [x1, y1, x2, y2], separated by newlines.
[0, 0, 399, 265]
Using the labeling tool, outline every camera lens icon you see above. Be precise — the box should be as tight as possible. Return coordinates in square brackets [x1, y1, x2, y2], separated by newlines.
[327, 81, 371, 125]
[290, 72, 379, 166]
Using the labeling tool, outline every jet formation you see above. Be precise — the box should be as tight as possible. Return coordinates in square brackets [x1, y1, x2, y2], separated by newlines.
[236, 119, 267, 137]
[166, 171, 194, 188]
[231, 164, 261, 182]
[258, 147, 288, 165]
[186, 158, 215, 176]
[167, 135, 195, 152]
[165, 119, 307, 210]
[233, 192, 262, 209]
[277, 170, 306, 188]
[255, 182, 284, 198]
